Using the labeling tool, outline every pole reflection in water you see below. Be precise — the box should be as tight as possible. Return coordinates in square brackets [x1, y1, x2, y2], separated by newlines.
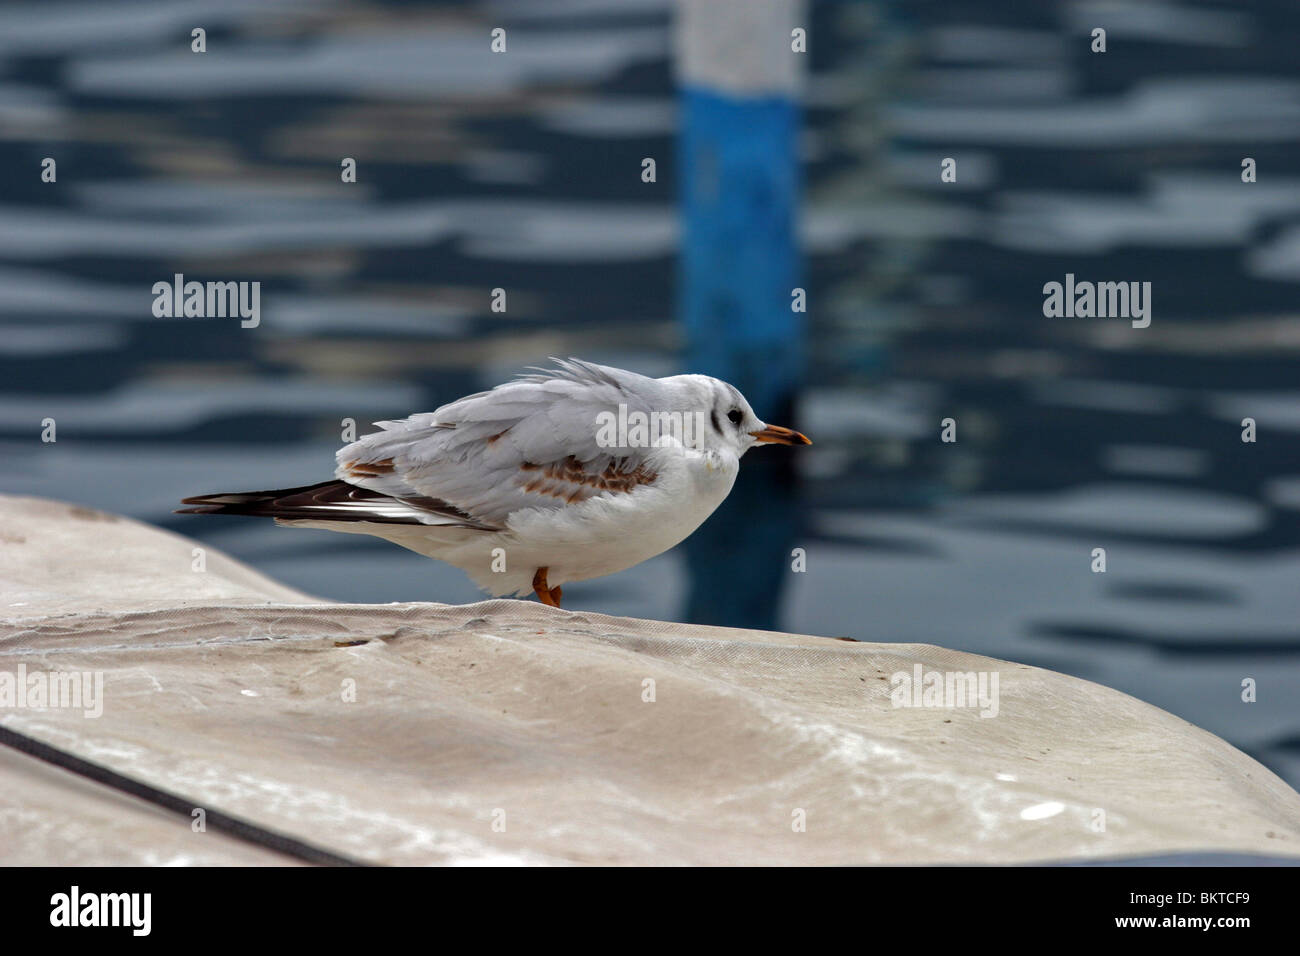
[675, 0, 807, 628]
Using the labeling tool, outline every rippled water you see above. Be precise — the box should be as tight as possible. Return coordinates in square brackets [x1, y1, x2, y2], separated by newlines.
[1, 0, 1298, 792]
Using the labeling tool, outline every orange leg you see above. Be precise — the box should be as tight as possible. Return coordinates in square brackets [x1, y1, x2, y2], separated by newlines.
[533, 567, 562, 608]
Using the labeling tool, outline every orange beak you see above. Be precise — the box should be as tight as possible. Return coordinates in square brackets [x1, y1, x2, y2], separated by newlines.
[749, 424, 812, 446]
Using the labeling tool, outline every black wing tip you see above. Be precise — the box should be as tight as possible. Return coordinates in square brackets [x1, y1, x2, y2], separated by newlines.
[176, 480, 499, 530]
[175, 482, 335, 517]
[175, 501, 266, 517]
[177, 493, 235, 515]
[180, 490, 273, 505]
[176, 490, 274, 515]
[179, 494, 226, 506]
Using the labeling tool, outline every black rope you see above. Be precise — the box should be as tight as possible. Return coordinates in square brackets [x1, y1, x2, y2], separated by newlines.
[0, 723, 368, 867]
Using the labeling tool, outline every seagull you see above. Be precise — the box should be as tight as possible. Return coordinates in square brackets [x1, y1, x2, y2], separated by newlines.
[178, 359, 810, 607]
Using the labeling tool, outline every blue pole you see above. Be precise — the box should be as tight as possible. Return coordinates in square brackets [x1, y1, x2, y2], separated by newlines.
[676, 0, 806, 628]
[679, 91, 802, 417]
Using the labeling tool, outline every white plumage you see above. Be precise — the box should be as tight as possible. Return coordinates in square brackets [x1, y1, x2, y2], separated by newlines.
[180, 359, 809, 606]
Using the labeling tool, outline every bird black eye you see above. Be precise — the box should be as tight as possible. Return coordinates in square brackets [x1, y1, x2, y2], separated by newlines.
[727, 408, 743, 425]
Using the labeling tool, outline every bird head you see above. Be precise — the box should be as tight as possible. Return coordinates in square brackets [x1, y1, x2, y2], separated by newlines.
[666, 374, 811, 458]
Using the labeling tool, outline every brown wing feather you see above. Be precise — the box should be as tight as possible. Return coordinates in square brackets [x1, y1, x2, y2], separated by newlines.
[518, 456, 657, 504]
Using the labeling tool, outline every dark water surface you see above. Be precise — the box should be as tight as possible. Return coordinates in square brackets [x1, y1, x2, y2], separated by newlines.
[1, 1, 1298, 791]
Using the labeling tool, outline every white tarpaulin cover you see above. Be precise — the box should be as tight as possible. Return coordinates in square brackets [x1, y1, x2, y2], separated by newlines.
[2, 495, 1298, 865]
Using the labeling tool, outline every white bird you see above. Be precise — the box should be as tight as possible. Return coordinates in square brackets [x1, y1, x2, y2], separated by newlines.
[178, 359, 810, 607]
